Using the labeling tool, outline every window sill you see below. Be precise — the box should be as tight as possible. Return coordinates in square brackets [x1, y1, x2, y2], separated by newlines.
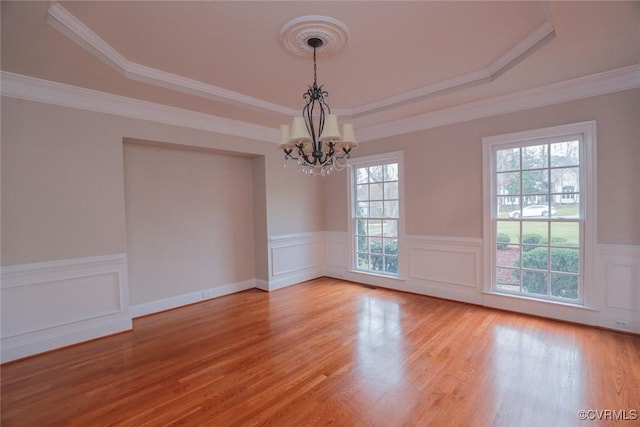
[481, 290, 598, 311]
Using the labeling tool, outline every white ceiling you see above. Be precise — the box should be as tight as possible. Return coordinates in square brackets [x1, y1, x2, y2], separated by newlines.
[2, 1, 639, 136]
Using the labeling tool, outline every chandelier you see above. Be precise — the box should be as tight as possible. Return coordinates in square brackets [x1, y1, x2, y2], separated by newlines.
[278, 37, 358, 176]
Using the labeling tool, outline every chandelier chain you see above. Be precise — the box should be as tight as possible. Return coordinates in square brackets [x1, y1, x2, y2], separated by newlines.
[313, 45, 318, 86]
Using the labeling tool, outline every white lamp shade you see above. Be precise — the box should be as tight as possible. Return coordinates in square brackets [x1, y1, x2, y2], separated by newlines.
[320, 114, 342, 142]
[290, 117, 311, 143]
[278, 124, 292, 149]
[341, 123, 358, 149]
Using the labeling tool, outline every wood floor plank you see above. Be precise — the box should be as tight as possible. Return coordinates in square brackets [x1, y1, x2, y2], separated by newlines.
[2, 278, 639, 426]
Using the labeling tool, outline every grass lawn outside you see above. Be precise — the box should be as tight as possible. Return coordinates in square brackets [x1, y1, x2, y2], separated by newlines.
[496, 220, 579, 247]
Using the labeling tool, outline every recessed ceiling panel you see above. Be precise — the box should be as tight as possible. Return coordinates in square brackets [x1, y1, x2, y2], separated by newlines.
[59, 1, 548, 107]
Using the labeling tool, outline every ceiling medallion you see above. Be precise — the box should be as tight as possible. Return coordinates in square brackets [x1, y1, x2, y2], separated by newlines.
[280, 15, 350, 56]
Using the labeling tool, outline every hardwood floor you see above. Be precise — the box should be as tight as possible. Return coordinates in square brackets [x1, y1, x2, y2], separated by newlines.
[2, 278, 639, 426]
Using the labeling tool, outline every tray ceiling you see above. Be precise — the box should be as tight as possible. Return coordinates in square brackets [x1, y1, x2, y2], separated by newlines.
[2, 1, 639, 131]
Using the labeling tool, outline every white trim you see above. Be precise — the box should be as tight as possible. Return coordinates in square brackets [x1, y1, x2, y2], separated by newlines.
[357, 65, 640, 142]
[1, 253, 127, 284]
[44, 2, 560, 120]
[268, 268, 325, 291]
[46, 2, 127, 72]
[481, 121, 597, 307]
[347, 151, 406, 278]
[255, 279, 270, 291]
[1, 316, 132, 363]
[40, 2, 640, 131]
[351, 21, 555, 116]
[598, 244, 640, 257]
[597, 244, 640, 330]
[268, 232, 320, 243]
[325, 232, 638, 332]
[486, 22, 554, 76]
[129, 279, 256, 318]
[2, 239, 636, 362]
[1, 253, 132, 362]
[268, 232, 325, 291]
[349, 150, 406, 167]
[45, 2, 295, 118]
[407, 236, 483, 289]
[405, 234, 483, 246]
[324, 231, 484, 304]
[2, 64, 638, 145]
[0, 71, 278, 143]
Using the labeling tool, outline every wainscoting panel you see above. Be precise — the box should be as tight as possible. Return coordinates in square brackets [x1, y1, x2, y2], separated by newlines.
[1, 254, 131, 362]
[409, 248, 478, 287]
[597, 244, 640, 331]
[322, 232, 484, 304]
[2, 273, 121, 338]
[325, 231, 349, 275]
[322, 234, 640, 332]
[268, 232, 325, 291]
[405, 235, 483, 303]
[605, 263, 636, 311]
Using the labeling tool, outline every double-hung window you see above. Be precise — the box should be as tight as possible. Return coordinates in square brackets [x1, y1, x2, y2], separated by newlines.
[483, 122, 596, 305]
[349, 152, 404, 277]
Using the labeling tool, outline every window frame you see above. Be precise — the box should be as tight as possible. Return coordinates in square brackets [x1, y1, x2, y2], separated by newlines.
[482, 121, 597, 307]
[347, 151, 406, 279]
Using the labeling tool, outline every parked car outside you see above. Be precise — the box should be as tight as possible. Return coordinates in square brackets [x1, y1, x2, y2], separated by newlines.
[510, 205, 557, 218]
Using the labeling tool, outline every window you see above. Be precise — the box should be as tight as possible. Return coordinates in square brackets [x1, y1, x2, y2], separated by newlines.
[483, 122, 596, 305]
[349, 152, 404, 277]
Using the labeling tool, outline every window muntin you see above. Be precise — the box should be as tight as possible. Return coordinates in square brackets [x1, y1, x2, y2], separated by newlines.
[353, 162, 400, 276]
[493, 138, 584, 302]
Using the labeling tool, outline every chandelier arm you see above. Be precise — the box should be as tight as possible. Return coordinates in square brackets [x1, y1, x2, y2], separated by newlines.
[332, 148, 352, 161]
[318, 142, 336, 166]
[296, 143, 315, 166]
[283, 148, 298, 160]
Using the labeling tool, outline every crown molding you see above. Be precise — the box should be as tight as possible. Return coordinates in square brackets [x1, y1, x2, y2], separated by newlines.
[350, 21, 555, 117]
[0, 71, 279, 143]
[45, 2, 128, 72]
[356, 64, 640, 142]
[45, 1, 556, 119]
[2, 64, 638, 144]
[45, 2, 296, 118]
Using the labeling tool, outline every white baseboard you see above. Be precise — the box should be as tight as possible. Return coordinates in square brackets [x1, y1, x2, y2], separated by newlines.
[1, 253, 131, 363]
[255, 279, 270, 291]
[130, 279, 256, 318]
[267, 267, 325, 291]
[1, 315, 132, 363]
